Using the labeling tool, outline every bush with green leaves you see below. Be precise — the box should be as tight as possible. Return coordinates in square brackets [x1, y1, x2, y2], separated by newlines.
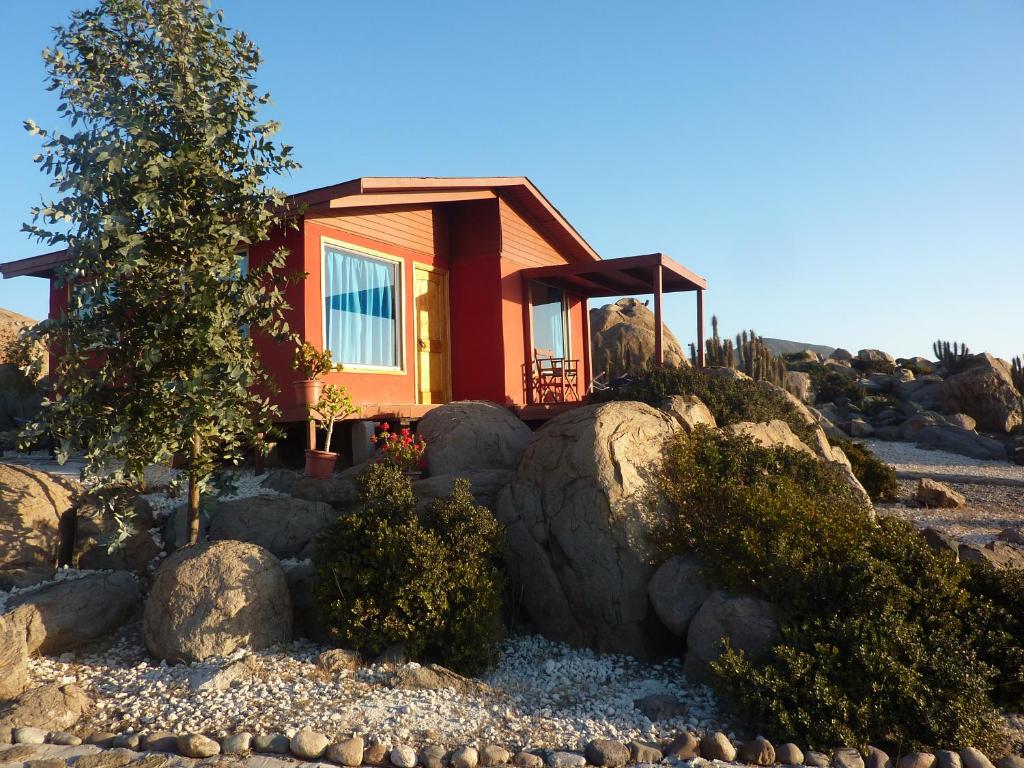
[591, 364, 818, 446]
[658, 426, 1021, 751]
[313, 462, 505, 675]
[829, 437, 898, 502]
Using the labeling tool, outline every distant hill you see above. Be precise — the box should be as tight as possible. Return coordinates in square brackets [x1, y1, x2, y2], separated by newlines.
[762, 337, 835, 359]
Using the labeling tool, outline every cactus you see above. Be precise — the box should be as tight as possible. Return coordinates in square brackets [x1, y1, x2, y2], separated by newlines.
[1012, 356, 1024, 397]
[933, 339, 971, 375]
[735, 328, 787, 387]
[705, 315, 735, 368]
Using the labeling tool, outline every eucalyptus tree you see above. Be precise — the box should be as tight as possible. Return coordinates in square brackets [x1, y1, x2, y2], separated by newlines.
[20, 0, 301, 545]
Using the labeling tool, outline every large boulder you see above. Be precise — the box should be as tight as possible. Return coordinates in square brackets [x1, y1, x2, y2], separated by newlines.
[646, 555, 710, 638]
[4, 571, 139, 655]
[659, 395, 717, 433]
[590, 298, 688, 379]
[941, 354, 1023, 433]
[0, 684, 90, 743]
[208, 494, 336, 560]
[261, 466, 361, 508]
[494, 401, 680, 657]
[784, 371, 814, 404]
[411, 470, 513, 512]
[897, 374, 944, 410]
[858, 349, 896, 364]
[0, 465, 79, 571]
[70, 491, 160, 573]
[684, 591, 778, 683]
[901, 413, 1007, 460]
[143, 540, 292, 662]
[418, 401, 532, 476]
[0, 615, 28, 700]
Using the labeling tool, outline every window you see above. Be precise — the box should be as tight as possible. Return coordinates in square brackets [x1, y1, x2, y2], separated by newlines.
[530, 282, 568, 358]
[323, 243, 401, 369]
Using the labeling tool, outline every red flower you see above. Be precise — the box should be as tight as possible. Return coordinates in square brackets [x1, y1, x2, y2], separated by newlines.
[378, 422, 390, 430]
[400, 428, 411, 437]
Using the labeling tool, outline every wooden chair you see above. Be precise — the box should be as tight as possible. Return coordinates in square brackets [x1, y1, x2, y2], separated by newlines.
[533, 349, 564, 403]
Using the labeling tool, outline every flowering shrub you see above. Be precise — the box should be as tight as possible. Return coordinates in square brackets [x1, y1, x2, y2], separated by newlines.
[293, 341, 334, 379]
[371, 422, 426, 471]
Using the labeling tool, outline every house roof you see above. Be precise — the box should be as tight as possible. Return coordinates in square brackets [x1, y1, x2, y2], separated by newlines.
[0, 176, 601, 279]
[519, 252, 707, 297]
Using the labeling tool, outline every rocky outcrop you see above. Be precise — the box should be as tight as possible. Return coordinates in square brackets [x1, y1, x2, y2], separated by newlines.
[940, 353, 1023, 433]
[659, 396, 717, 433]
[0, 465, 79, 571]
[684, 590, 778, 683]
[0, 615, 28, 700]
[724, 419, 815, 457]
[494, 401, 680, 658]
[916, 478, 966, 509]
[901, 412, 1007, 460]
[208, 494, 336, 560]
[4, 571, 139, 655]
[646, 555, 710, 638]
[590, 298, 687, 379]
[143, 540, 292, 662]
[0, 684, 90, 742]
[418, 401, 532, 476]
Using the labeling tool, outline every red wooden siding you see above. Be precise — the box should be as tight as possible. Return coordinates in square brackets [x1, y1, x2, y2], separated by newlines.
[498, 196, 568, 267]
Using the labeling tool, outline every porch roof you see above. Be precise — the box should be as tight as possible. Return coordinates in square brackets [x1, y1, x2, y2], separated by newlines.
[519, 252, 706, 297]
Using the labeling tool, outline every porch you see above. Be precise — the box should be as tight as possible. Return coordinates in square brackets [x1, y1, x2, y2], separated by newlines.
[519, 252, 707, 407]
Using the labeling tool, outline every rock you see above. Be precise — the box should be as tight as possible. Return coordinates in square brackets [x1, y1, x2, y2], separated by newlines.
[480, 745, 511, 767]
[628, 742, 662, 764]
[261, 467, 360, 508]
[585, 740, 628, 768]
[858, 349, 896, 364]
[392, 745, 418, 768]
[590, 298, 688, 379]
[995, 758, 1024, 768]
[390, 663, 490, 694]
[831, 348, 853, 361]
[48, 732, 82, 746]
[0, 568, 57, 593]
[0, 615, 28, 699]
[143, 540, 292, 662]
[834, 748, 866, 768]
[899, 755, 936, 768]
[420, 744, 448, 768]
[999, 527, 1024, 546]
[960, 749, 996, 768]
[867, 747, 893, 768]
[632, 693, 687, 721]
[494, 402, 681, 658]
[84, 733, 117, 747]
[112, 733, 141, 750]
[71, 490, 160, 573]
[934, 751, 961, 768]
[412, 470, 514, 512]
[738, 737, 776, 766]
[646, 555, 710, 639]
[659, 395, 717, 432]
[221, 732, 252, 756]
[13, 727, 47, 744]
[316, 648, 361, 673]
[0, 684, 89, 738]
[921, 528, 959, 559]
[897, 375, 944, 410]
[5, 571, 140, 655]
[208, 494, 336, 560]
[452, 746, 480, 768]
[699, 732, 736, 762]
[785, 371, 814, 403]
[706, 366, 753, 382]
[0, 465, 78, 571]
[187, 658, 253, 692]
[806, 752, 831, 768]
[850, 418, 874, 437]
[141, 732, 178, 752]
[900, 413, 1007, 460]
[513, 752, 544, 768]
[945, 413, 977, 431]
[177, 733, 220, 759]
[161, 504, 216, 553]
[418, 401, 532, 475]
[74, 749, 138, 768]
[725, 419, 817, 457]
[827, 361, 860, 379]
[916, 478, 966, 508]
[684, 590, 779, 683]
[546, 753, 585, 768]
[776, 744, 805, 766]
[327, 737, 364, 766]
[941, 353, 1023, 433]
[664, 732, 700, 759]
[959, 541, 1024, 570]
[363, 742, 390, 766]
[253, 734, 290, 754]
[290, 728, 328, 760]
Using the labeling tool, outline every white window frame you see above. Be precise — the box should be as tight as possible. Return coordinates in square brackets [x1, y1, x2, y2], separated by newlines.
[530, 281, 572, 359]
[320, 237, 406, 374]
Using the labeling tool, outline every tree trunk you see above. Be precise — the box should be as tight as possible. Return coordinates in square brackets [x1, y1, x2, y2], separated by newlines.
[186, 431, 202, 546]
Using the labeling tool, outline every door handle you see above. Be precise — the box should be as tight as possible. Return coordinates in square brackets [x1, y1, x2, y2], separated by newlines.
[418, 340, 427, 350]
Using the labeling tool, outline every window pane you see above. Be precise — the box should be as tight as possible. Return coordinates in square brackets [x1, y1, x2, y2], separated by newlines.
[324, 246, 399, 367]
[530, 283, 565, 358]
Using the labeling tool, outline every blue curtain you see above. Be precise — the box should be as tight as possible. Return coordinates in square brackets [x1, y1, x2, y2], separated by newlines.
[324, 246, 398, 367]
[530, 283, 566, 357]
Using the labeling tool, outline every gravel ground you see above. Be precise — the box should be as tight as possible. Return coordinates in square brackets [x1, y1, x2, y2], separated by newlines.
[861, 439, 1024, 484]
[27, 625, 727, 751]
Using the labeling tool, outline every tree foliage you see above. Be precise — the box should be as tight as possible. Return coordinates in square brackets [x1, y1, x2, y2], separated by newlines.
[19, 0, 300, 541]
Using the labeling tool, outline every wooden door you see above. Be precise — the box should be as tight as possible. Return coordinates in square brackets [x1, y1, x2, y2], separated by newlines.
[414, 265, 451, 405]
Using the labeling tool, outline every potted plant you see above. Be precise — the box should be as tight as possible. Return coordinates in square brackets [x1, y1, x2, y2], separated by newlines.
[305, 383, 359, 478]
[371, 422, 427, 478]
[293, 341, 334, 406]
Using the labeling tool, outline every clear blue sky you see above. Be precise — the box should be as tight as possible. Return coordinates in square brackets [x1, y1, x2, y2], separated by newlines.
[1, 1, 1021, 359]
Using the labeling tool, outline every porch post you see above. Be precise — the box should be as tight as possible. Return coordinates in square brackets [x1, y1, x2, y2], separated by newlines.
[696, 288, 706, 368]
[522, 276, 535, 406]
[581, 297, 591, 394]
[653, 264, 664, 366]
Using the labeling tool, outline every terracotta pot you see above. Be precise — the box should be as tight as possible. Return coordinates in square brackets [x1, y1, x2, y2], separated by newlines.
[304, 449, 337, 479]
[293, 379, 323, 406]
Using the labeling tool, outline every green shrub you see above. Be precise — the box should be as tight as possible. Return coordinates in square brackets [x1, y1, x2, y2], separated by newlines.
[829, 437, 898, 502]
[658, 427, 1015, 751]
[313, 462, 505, 675]
[795, 361, 865, 405]
[591, 364, 818, 446]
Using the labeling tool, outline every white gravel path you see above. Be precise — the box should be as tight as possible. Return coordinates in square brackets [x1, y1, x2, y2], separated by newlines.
[860, 439, 1024, 484]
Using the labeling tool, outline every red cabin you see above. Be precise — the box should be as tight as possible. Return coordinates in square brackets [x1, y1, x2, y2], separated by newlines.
[1, 177, 707, 436]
